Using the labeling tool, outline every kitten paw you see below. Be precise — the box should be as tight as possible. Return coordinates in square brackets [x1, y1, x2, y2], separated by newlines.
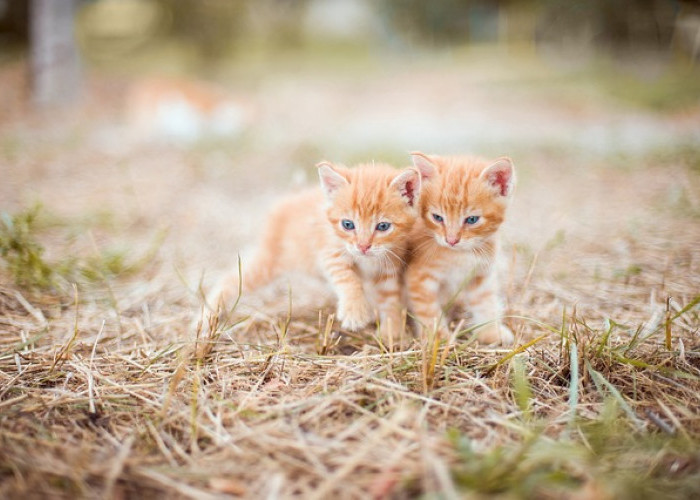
[338, 299, 373, 331]
[378, 314, 406, 348]
[476, 323, 514, 345]
[414, 313, 447, 334]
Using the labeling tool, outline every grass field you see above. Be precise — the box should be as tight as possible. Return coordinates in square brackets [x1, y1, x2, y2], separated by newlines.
[1, 50, 699, 498]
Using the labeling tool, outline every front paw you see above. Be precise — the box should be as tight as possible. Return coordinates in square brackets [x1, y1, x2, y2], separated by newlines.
[414, 313, 447, 335]
[476, 322, 514, 345]
[338, 299, 373, 331]
[378, 311, 404, 346]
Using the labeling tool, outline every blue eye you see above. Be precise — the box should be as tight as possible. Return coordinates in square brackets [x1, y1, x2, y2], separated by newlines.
[375, 222, 391, 232]
[464, 215, 480, 225]
[341, 219, 355, 230]
[432, 213, 444, 223]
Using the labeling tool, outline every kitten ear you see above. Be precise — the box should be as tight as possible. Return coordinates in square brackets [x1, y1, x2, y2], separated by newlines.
[317, 161, 349, 199]
[410, 152, 438, 181]
[390, 167, 421, 208]
[480, 157, 515, 197]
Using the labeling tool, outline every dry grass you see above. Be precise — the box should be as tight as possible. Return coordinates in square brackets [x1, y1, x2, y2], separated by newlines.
[2, 174, 698, 499]
[2, 261, 699, 499]
[1, 57, 700, 499]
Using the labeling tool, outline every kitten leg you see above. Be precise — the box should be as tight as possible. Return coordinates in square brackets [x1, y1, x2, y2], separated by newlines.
[211, 251, 273, 313]
[465, 271, 513, 345]
[242, 254, 275, 292]
[322, 252, 372, 331]
[406, 265, 446, 334]
[373, 272, 404, 345]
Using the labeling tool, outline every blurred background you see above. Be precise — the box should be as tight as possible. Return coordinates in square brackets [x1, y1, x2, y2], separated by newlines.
[1, 0, 699, 277]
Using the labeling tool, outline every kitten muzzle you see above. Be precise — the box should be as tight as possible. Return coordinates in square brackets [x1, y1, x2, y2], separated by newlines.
[357, 243, 372, 255]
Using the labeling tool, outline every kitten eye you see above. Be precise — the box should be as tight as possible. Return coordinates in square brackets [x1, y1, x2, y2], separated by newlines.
[432, 213, 444, 223]
[464, 215, 480, 225]
[341, 219, 355, 230]
[375, 222, 391, 232]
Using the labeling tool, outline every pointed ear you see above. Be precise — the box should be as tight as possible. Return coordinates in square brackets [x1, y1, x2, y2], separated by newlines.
[390, 167, 421, 208]
[480, 157, 515, 197]
[410, 151, 438, 181]
[317, 161, 348, 199]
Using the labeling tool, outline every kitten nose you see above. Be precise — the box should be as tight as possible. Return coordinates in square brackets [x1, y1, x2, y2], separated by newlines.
[446, 236, 460, 246]
[358, 243, 372, 254]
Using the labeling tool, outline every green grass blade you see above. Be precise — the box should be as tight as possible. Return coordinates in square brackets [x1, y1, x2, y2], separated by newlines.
[511, 356, 532, 418]
[486, 333, 549, 373]
[671, 294, 700, 321]
[568, 340, 579, 425]
[586, 360, 644, 430]
[596, 318, 614, 357]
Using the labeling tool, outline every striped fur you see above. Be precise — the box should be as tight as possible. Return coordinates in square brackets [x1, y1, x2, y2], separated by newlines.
[405, 153, 515, 345]
[219, 161, 421, 342]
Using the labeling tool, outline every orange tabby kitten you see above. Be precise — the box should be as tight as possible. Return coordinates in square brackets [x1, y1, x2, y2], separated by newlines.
[218, 161, 421, 341]
[405, 152, 515, 345]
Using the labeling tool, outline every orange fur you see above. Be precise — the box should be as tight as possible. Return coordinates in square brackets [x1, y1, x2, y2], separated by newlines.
[220, 162, 421, 342]
[405, 152, 515, 345]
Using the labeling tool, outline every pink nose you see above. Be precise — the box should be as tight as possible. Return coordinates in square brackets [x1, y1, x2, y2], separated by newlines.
[358, 243, 372, 254]
[446, 236, 460, 247]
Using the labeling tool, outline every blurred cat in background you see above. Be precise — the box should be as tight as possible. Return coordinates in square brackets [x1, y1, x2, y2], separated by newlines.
[127, 77, 248, 143]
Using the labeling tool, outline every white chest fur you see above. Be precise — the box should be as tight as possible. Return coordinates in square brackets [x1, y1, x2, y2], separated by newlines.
[354, 256, 383, 279]
[440, 249, 493, 297]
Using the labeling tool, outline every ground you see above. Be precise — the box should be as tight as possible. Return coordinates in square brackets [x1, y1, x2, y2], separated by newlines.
[1, 48, 699, 498]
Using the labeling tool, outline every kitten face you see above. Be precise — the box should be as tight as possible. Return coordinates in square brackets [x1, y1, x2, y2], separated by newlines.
[411, 153, 514, 251]
[318, 162, 420, 258]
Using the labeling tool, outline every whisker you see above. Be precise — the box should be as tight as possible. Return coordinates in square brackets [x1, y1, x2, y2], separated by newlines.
[381, 253, 397, 280]
[382, 254, 391, 280]
[385, 248, 406, 266]
[413, 238, 437, 256]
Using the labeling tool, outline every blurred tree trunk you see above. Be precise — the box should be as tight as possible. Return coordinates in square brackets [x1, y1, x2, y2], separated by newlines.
[30, 0, 81, 106]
